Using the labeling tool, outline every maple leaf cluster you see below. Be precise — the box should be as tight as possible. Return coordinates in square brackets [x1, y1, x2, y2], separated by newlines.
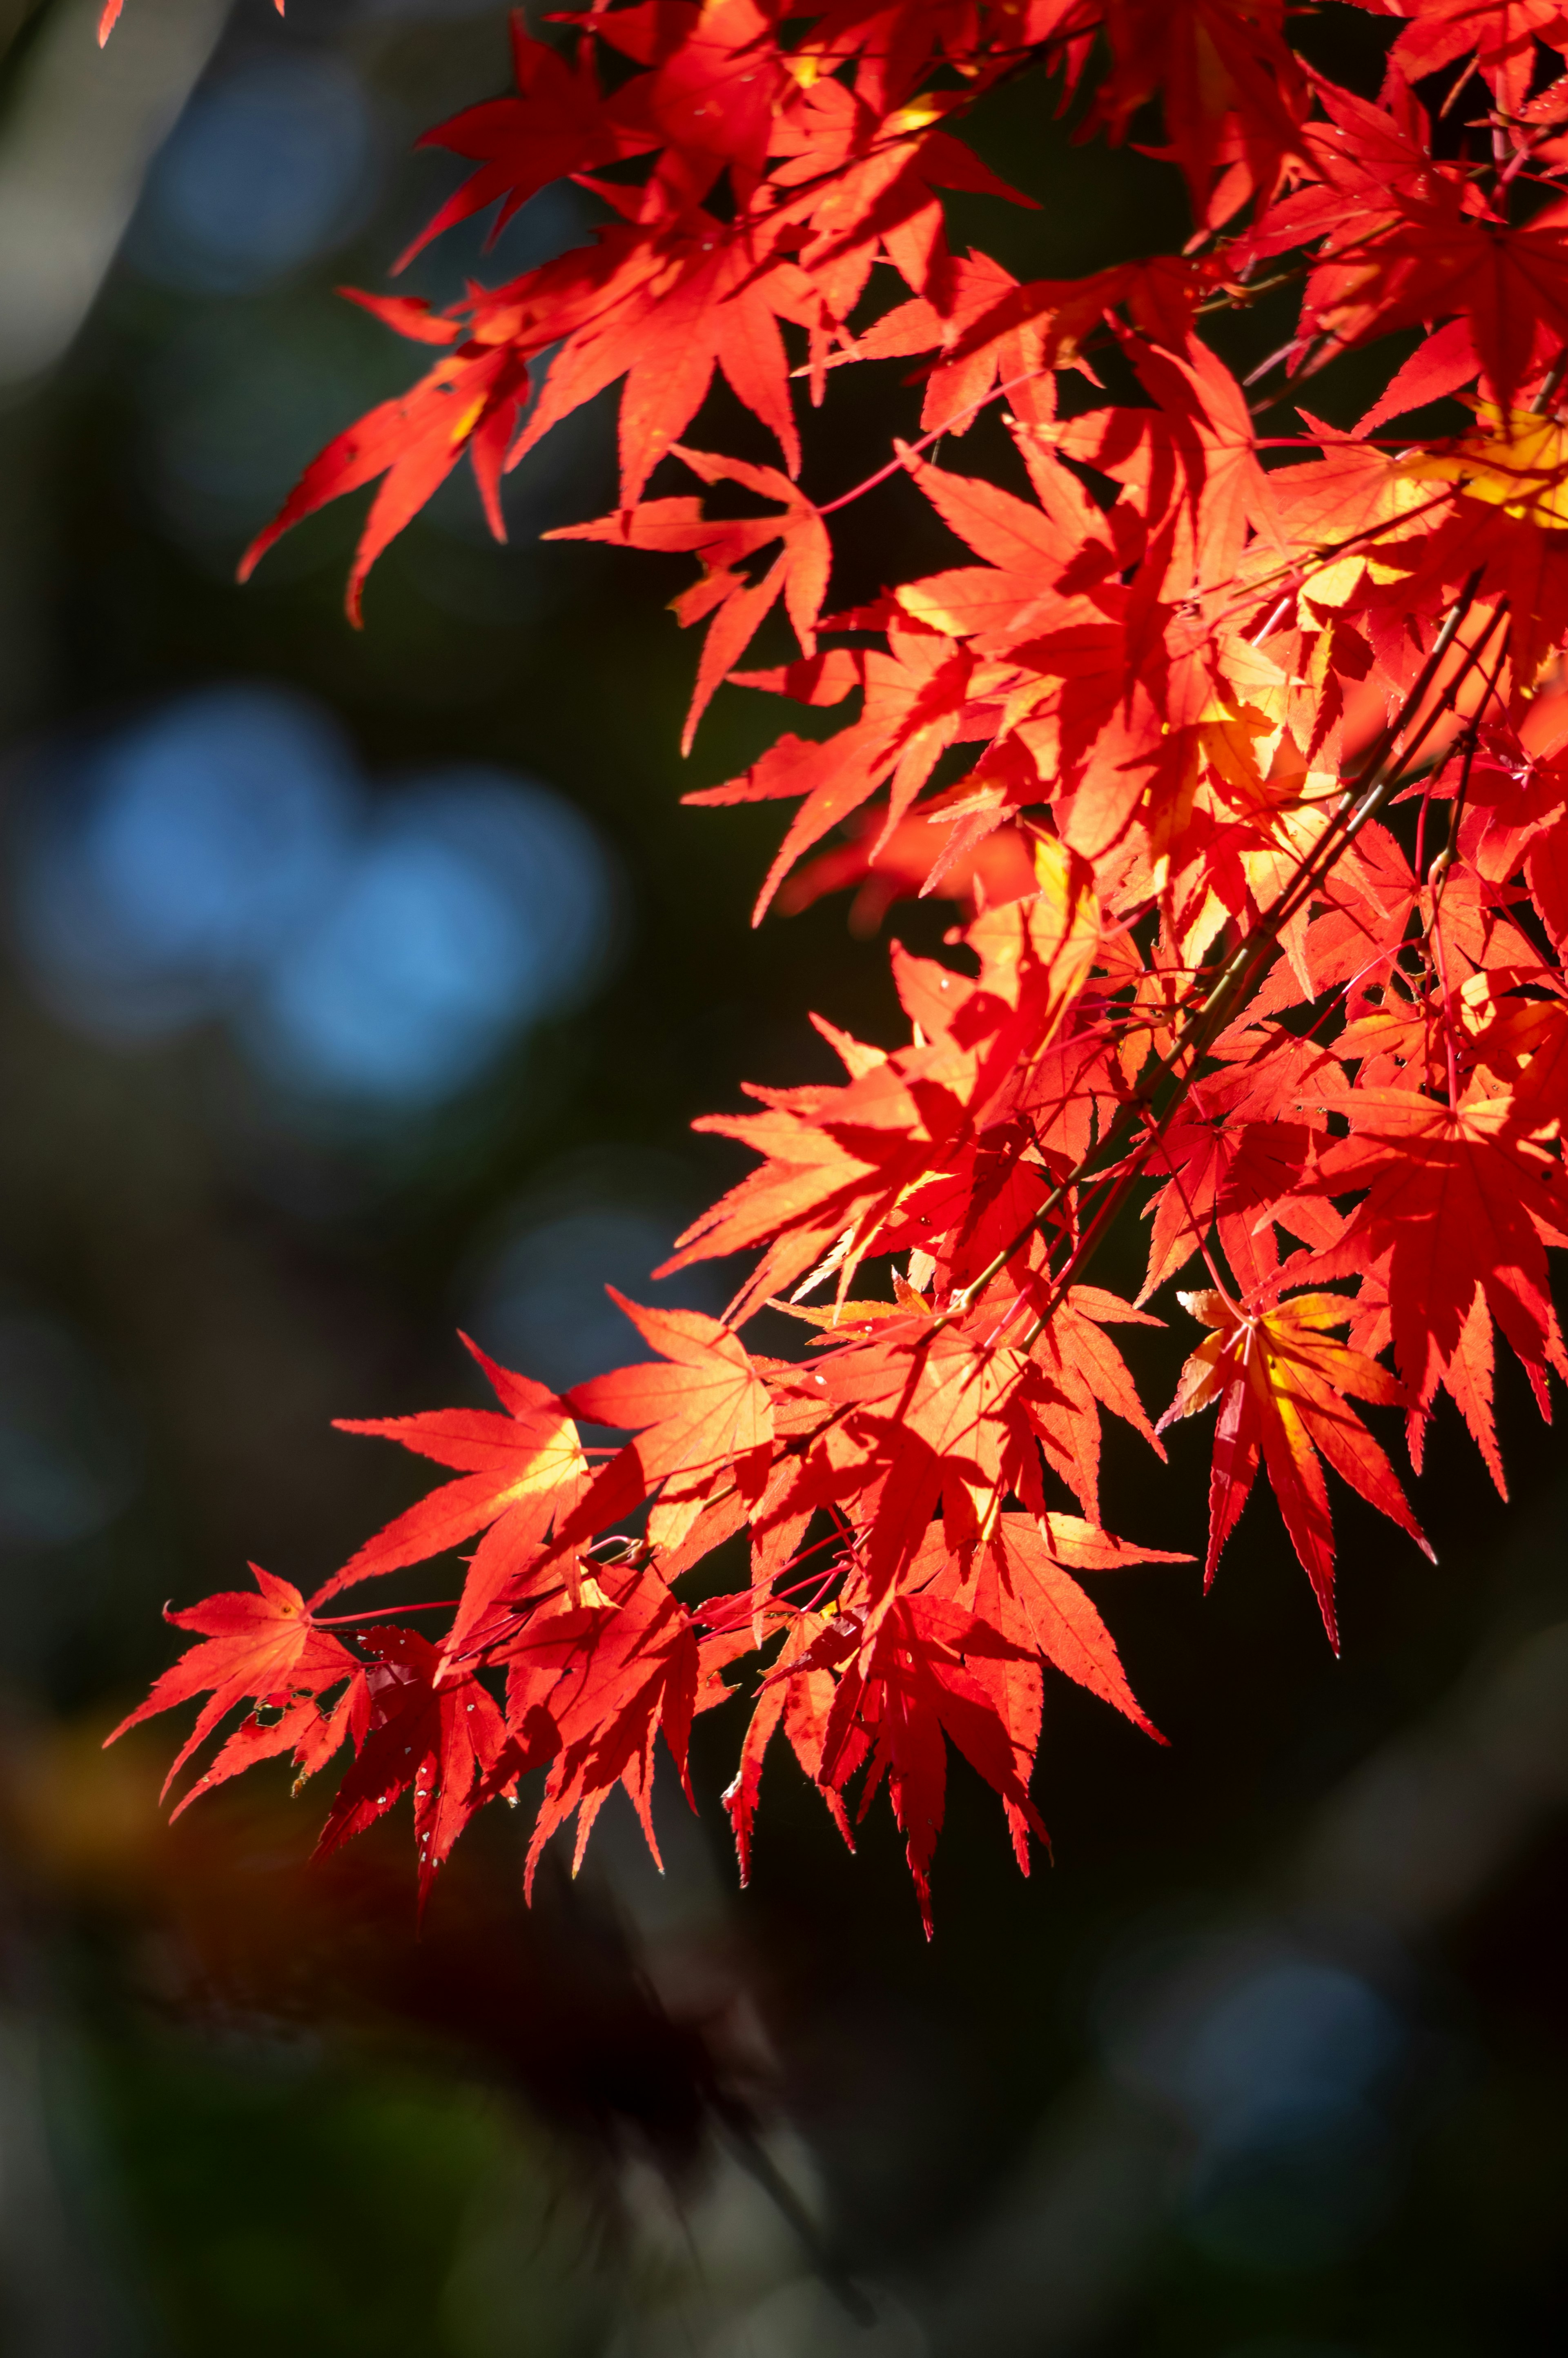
[113, 0, 1568, 1929]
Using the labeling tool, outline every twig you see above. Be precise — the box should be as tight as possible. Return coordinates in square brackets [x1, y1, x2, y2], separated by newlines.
[931, 572, 1500, 1339]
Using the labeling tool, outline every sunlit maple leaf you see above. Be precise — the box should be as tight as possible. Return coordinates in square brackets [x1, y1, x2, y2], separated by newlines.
[711, 1602, 860, 1879]
[548, 448, 830, 751]
[564, 1292, 776, 1556]
[1158, 1287, 1432, 1645]
[322, 1337, 588, 1623]
[508, 214, 823, 505]
[824, 249, 1057, 435]
[662, 844, 1098, 1315]
[609, 0, 793, 186]
[690, 622, 987, 922]
[240, 334, 532, 623]
[802, 1587, 1049, 1934]
[895, 445, 1115, 649]
[498, 1557, 710, 1892]
[166, 1678, 366, 1826]
[981, 1511, 1174, 1729]
[1243, 78, 1568, 410]
[1403, 403, 1568, 530]
[105, 1565, 357, 1797]
[1356, 0, 1568, 114]
[1305, 1086, 1568, 1414]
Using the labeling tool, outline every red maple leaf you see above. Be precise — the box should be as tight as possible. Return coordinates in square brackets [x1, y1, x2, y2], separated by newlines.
[507, 212, 823, 505]
[239, 330, 533, 623]
[395, 24, 643, 270]
[563, 1291, 776, 1558]
[1243, 76, 1568, 410]
[1158, 1287, 1433, 1645]
[112, 0, 1568, 1935]
[799, 1587, 1049, 1934]
[1299, 1085, 1568, 1474]
[323, 1336, 588, 1625]
[1357, 0, 1568, 114]
[1091, 0, 1308, 220]
[105, 1564, 357, 1797]
[497, 1557, 713, 1891]
[314, 1628, 512, 1910]
[548, 448, 830, 750]
[712, 1602, 861, 1880]
[606, 0, 794, 189]
[975, 1510, 1175, 1733]
[663, 847, 1100, 1314]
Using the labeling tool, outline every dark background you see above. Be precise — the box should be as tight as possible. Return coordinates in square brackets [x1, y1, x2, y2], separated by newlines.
[0, 3, 1563, 2353]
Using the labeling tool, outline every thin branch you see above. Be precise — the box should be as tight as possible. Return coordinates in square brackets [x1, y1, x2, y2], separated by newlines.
[933, 573, 1500, 1336]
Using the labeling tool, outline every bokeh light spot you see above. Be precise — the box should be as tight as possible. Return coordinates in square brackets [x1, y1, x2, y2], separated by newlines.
[13, 694, 620, 1115]
[131, 56, 376, 297]
[17, 684, 358, 1038]
[248, 771, 617, 1107]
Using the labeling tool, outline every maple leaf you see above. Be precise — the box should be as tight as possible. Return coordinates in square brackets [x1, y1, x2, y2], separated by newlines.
[608, 0, 793, 187]
[714, 1603, 860, 1880]
[662, 844, 1099, 1316]
[548, 448, 830, 750]
[507, 216, 823, 505]
[800, 1313, 1036, 1597]
[498, 1557, 710, 1892]
[1356, 318, 1479, 437]
[802, 1586, 1049, 1934]
[1158, 1288, 1434, 1645]
[1018, 1283, 1168, 1524]
[771, 110, 1037, 318]
[896, 445, 1116, 649]
[1299, 1086, 1568, 1458]
[105, 1565, 357, 1798]
[689, 621, 989, 921]
[167, 1680, 365, 1827]
[666, 1037, 957, 1321]
[1092, 0, 1308, 222]
[901, 1506, 1181, 1874]
[113, 0, 1568, 1929]
[980, 1511, 1174, 1733]
[565, 1292, 775, 1476]
[241, 334, 532, 623]
[322, 1337, 588, 1637]
[1403, 403, 1568, 532]
[563, 1291, 776, 1556]
[1244, 79, 1568, 411]
[1356, 0, 1568, 114]
[824, 250, 1049, 436]
[395, 24, 641, 270]
[314, 1628, 511, 1911]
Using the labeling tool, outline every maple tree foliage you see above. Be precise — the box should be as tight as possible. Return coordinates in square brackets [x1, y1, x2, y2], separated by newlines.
[109, 0, 1568, 1931]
